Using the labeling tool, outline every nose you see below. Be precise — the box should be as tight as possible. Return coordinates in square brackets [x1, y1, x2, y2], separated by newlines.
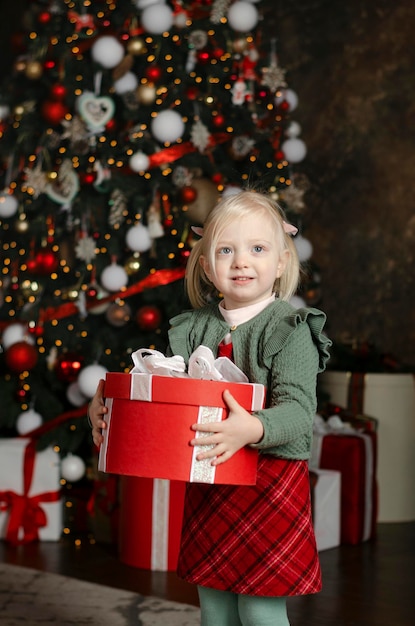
[232, 250, 248, 268]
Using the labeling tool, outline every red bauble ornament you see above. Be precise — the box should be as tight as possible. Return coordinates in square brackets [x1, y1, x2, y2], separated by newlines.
[181, 185, 198, 204]
[180, 248, 191, 265]
[41, 100, 69, 126]
[211, 172, 223, 185]
[186, 86, 199, 100]
[212, 113, 225, 128]
[274, 150, 285, 162]
[35, 248, 59, 274]
[145, 65, 162, 82]
[50, 83, 67, 101]
[5, 341, 38, 373]
[136, 305, 162, 331]
[278, 100, 290, 112]
[44, 59, 56, 71]
[211, 47, 225, 60]
[86, 285, 98, 299]
[38, 11, 51, 25]
[55, 352, 84, 383]
[106, 118, 117, 132]
[197, 51, 210, 65]
[79, 171, 96, 186]
[28, 324, 44, 337]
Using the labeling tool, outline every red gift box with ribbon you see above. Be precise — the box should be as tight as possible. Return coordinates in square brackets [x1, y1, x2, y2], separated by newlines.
[0, 438, 62, 544]
[311, 415, 378, 545]
[119, 475, 186, 571]
[98, 371, 264, 485]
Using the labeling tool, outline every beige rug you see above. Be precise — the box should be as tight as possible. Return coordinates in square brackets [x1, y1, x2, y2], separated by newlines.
[0, 563, 200, 626]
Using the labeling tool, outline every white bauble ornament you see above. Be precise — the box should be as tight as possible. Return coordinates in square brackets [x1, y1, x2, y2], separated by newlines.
[0, 104, 10, 119]
[100, 262, 128, 292]
[136, 0, 164, 8]
[222, 185, 242, 198]
[16, 408, 43, 435]
[151, 110, 184, 143]
[294, 235, 313, 262]
[290, 295, 307, 309]
[113, 71, 138, 94]
[61, 453, 86, 482]
[0, 192, 18, 218]
[91, 36, 124, 69]
[2, 323, 31, 349]
[141, 3, 173, 34]
[129, 151, 150, 172]
[286, 121, 302, 138]
[66, 381, 87, 407]
[281, 138, 307, 163]
[125, 223, 152, 252]
[78, 363, 108, 398]
[227, 1, 258, 32]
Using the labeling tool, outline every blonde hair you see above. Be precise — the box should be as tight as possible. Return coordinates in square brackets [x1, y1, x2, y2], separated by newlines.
[186, 190, 300, 309]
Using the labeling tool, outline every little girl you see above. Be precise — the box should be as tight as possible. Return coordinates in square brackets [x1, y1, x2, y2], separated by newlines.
[89, 190, 331, 625]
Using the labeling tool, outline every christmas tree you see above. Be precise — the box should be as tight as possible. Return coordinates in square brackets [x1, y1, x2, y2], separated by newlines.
[0, 0, 314, 479]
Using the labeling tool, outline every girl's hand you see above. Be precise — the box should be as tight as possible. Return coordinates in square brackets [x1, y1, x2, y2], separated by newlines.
[88, 379, 108, 447]
[190, 389, 264, 466]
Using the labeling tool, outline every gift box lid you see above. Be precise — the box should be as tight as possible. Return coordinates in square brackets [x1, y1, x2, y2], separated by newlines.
[104, 372, 265, 411]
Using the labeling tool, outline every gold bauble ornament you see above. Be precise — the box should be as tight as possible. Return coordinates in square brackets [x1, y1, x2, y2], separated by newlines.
[185, 178, 219, 225]
[232, 38, 249, 54]
[136, 83, 157, 105]
[105, 301, 132, 327]
[15, 216, 29, 233]
[14, 59, 27, 73]
[125, 252, 141, 276]
[25, 60, 43, 80]
[127, 37, 146, 56]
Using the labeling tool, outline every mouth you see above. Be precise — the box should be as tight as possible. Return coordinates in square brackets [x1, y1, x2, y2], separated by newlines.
[231, 276, 253, 282]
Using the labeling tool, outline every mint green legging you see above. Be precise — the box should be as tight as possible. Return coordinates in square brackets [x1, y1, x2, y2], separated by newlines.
[198, 586, 290, 626]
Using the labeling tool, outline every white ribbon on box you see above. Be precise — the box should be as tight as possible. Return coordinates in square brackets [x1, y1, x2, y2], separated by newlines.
[310, 414, 374, 542]
[130, 345, 249, 383]
[129, 346, 251, 483]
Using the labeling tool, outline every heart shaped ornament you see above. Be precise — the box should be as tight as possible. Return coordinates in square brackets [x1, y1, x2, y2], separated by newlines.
[45, 159, 80, 206]
[78, 93, 115, 132]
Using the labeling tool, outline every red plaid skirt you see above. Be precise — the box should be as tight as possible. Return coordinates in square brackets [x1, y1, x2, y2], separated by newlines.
[177, 456, 321, 596]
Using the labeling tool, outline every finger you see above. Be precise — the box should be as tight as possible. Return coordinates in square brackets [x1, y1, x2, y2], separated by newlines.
[222, 389, 239, 410]
[191, 422, 222, 433]
[96, 378, 106, 395]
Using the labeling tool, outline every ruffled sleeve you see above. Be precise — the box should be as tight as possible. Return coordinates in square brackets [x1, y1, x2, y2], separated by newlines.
[263, 306, 331, 373]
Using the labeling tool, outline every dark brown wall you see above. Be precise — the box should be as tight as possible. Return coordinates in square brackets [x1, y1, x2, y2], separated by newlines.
[1, 1, 414, 367]
[270, 0, 415, 368]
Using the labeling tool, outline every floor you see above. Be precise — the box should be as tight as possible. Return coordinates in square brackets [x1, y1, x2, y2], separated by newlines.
[1, 522, 414, 625]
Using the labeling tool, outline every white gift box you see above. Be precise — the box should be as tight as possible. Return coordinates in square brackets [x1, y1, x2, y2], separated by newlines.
[311, 468, 341, 551]
[0, 438, 62, 543]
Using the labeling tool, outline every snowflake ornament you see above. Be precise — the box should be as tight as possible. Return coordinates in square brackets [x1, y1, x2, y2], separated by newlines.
[231, 135, 255, 159]
[24, 163, 48, 198]
[61, 115, 90, 153]
[279, 184, 306, 214]
[172, 166, 192, 188]
[210, 0, 232, 24]
[261, 62, 287, 92]
[75, 236, 97, 263]
[190, 119, 211, 153]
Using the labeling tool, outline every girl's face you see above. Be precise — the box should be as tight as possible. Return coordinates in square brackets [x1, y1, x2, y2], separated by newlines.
[200, 212, 288, 310]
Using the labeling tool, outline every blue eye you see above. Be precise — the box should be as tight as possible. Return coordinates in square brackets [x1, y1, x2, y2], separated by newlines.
[218, 246, 232, 255]
[253, 245, 264, 253]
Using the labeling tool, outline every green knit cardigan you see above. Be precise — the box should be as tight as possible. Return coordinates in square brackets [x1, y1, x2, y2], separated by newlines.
[168, 299, 332, 460]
